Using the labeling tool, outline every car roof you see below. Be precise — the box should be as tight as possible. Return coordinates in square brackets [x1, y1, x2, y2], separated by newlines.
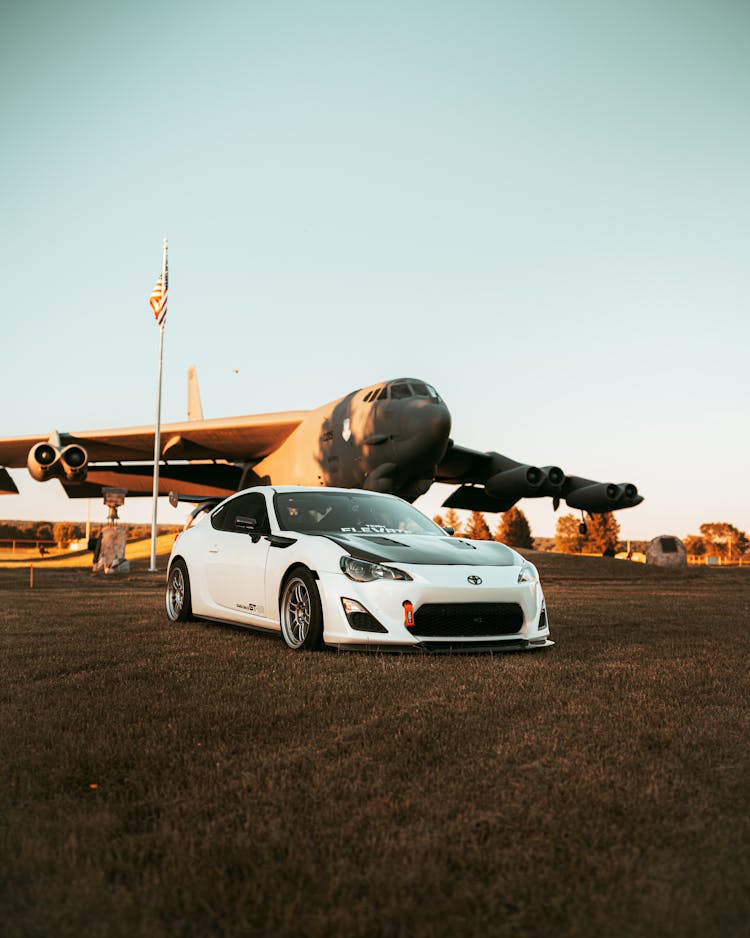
[233, 485, 401, 499]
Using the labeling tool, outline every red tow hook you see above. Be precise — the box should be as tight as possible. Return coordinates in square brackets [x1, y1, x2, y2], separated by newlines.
[403, 600, 414, 628]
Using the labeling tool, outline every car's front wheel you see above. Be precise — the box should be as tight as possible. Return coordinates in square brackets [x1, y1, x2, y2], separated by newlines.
[280, 568, 323, 651]
[166, 559, 193, 622]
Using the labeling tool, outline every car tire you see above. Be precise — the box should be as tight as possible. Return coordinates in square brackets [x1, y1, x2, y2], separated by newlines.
[166, 559, 193, 622]
[280, 568, 324, 651]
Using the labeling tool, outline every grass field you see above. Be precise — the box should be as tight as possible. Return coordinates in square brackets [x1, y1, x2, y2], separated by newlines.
[1, 554, 748, 937]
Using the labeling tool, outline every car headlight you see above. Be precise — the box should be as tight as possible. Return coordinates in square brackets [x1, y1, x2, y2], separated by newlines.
[340, 556, 412, 582]
[517, 561, 539, 584]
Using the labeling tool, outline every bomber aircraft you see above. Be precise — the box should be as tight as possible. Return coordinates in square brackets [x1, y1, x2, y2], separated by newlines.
[0, 373, 643, 517]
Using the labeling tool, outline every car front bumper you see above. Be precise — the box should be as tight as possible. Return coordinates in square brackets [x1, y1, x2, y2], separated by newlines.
[317, 564, 552, 651]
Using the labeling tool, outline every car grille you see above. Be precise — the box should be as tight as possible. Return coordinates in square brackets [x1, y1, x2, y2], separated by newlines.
[412, 602, 524, 637]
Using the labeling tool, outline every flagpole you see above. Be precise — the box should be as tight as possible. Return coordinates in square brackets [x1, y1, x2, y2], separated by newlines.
[149, 239, 167, 573]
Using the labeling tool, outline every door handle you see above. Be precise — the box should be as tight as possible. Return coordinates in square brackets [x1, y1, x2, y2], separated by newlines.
[208, 545, 220, 554]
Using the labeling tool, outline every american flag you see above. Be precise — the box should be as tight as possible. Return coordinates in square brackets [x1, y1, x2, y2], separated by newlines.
[149, 264, 168, 326]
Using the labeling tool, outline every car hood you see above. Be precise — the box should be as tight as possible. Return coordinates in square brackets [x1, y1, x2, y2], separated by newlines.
[320, 532, 518, 567]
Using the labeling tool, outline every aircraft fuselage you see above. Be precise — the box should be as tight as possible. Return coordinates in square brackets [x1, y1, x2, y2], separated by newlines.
[251, 378, 452, 501]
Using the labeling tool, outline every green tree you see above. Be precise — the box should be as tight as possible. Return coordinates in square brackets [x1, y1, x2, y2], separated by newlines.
[496, 506, 533, 548]
[555, 514, 584, 553]
[53, 522, 78, 548]
[464, 511, 492, 540]
[698, 522, 749, 559]
[583, 512, 620, 555]
[684, 535, 706, 557]
[35, 523, 54, 542]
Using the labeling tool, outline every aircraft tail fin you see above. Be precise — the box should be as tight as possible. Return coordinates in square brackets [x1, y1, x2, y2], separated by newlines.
[187, 365, 204, 421]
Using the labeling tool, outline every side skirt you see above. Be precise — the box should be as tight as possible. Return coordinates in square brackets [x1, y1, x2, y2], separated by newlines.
[194, 614, 281, 635]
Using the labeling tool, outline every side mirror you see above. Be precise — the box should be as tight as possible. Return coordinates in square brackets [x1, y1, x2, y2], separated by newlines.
[444, 526, 454, 536]
[235, 515, 260, 533]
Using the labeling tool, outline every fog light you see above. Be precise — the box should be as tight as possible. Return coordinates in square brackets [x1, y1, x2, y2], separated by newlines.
[341, 598, 388, 633]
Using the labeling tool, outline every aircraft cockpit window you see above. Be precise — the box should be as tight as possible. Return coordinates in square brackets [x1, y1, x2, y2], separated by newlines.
[412, 381, 442, 401]
[368, 383, 441, 402]
[386, 381, 442, 401]
[409, 381, 439, 400]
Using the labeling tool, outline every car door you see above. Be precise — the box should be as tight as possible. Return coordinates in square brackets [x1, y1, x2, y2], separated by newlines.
[205, 492, 272, 621]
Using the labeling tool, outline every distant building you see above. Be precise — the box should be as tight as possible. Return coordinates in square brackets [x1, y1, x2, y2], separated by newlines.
[646, 535, 687, 567]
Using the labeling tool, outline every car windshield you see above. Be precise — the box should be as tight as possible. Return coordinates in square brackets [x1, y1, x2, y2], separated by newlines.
[274, 491, 445, 536]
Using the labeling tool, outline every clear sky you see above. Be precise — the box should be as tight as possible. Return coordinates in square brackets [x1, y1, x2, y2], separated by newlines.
[1, 0, 748, 540]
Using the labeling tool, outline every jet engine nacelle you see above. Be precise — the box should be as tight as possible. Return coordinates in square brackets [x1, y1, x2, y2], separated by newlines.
[564, 477, 642, 512]
[27, 442, 60, 481]
[60, 444, 89, 482]
[483, 451, 567, 501]
[27, 442, 89, 483]
[485, 464, 546, 499]
[540, 465, 565, 496]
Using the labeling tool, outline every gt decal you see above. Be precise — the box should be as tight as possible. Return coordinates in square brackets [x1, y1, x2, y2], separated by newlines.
[236, 602, 264, 614]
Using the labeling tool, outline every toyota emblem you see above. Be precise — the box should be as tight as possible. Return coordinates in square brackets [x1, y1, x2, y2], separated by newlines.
[467, 575, 482, 585]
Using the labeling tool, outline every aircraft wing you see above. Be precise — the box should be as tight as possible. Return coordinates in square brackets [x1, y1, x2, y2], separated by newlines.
[0, 411, 308, 498]
[437, 442, 643, 514]
[0, 411, 308, 467]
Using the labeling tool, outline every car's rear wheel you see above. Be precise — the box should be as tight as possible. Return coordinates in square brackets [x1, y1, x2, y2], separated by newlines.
[280, 569, 323, 650]
[166, 559, 193, 622]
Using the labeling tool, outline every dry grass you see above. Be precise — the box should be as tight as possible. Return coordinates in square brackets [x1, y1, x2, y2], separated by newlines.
[1, 554, 748, 937]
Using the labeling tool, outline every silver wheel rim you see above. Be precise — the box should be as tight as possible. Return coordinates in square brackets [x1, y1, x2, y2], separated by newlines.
[167, 567, 185, 619]
[282, 577, 311, 648]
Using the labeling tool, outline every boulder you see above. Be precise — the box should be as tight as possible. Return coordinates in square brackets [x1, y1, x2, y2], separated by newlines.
[645, 535, 687, 567]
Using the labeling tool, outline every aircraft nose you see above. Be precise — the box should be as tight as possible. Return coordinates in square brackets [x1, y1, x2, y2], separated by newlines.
[398, 400, 452, 464]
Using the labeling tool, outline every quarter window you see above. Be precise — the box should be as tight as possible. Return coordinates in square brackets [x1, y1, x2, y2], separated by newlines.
[210, 503, 229, 531]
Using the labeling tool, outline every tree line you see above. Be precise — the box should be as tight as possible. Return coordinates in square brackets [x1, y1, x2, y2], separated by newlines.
[434, 507, 622, 554]
[683, 523, 748, 560]
[433, 509, 749, 559]
[0, 520, 181, 549]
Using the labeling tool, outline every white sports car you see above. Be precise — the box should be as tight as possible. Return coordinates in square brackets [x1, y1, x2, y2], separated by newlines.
[165, 486, 553, 652]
